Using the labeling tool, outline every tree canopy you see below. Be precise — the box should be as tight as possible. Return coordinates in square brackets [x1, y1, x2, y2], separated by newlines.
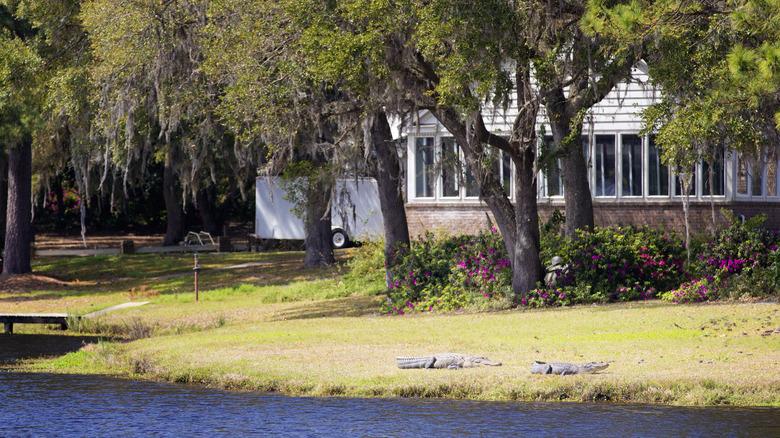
[1, 0, 778, 290]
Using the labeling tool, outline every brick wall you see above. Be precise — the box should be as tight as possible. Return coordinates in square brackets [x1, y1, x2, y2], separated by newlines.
[406, 203, 495, 237]
[405, 201, 780, 237]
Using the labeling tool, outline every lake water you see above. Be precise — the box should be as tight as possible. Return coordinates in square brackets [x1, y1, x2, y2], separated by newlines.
[1, 336, 778, 437]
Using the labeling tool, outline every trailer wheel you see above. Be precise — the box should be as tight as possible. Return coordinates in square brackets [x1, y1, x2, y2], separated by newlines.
[332, 228, 349, 249]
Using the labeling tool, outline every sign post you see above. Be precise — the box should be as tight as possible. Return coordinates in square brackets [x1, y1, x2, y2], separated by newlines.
[193, 252, 202, 301]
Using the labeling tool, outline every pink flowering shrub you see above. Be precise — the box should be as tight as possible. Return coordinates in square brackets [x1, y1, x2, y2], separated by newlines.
[381, 214, 780, 313]
[382, 230, 510, 313]
[662, 276, 717, 303]
[664, 213, 780, 302]
[531, 225, 685, 305]
[694, 213, 778, 279]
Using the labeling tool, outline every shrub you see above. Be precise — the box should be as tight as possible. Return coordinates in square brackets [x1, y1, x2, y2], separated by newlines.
[664, 213, 780, 303]
[443, 229, 513, 308]
[385, 231, 472, 305]
[381, 217, 778, 312]
[662, 276, 717, 303]
[532, 226, 686, 305]
[383, 230, 511, 313]
[693, 213, 779, 279]
[539, 209, 566, 263]
[341, 239, 387, 296]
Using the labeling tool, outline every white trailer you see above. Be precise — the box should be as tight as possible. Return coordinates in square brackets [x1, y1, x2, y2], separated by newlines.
[254, 177, 384, 248]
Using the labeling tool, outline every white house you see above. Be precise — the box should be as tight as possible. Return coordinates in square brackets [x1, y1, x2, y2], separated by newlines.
[400, 63, 780, 236]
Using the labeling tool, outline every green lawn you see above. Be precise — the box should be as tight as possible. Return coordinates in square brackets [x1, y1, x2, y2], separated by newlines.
[3, 251, 779, 406]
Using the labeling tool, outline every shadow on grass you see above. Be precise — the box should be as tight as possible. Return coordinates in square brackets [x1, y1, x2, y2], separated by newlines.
[0, 293, 67, 303]
[269, 296, 385, 321]
[0, 334, 103, 365]
[5, 254, 330, 302]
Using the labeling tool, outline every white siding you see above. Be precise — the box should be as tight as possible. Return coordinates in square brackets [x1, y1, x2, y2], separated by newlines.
[404, 67, 657, 136]
[399, 65, 780, 205]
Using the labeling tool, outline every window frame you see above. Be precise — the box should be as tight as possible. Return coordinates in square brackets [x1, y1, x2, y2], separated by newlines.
[413, 136, 436, 199]
[735, 151, 780, 199]
[619, 133, 644, 198]
[594, 134, 617, 198]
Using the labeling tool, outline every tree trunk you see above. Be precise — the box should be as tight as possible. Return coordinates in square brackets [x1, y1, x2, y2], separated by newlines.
[3, 139, 33, 275]
[433, 107, 544, 303]
[560, 148, 594, 237]
[432, 108, 518, 255]
[0, 149, 8, 249]
[545, 89, 595, 238]
[370, 111, 410, 287]
[196, 184, 220, 235]
[162, 148, 184, 246]
[680, 173, 692, 265]
[303, 175, 335, 268]
[397, 48, 543, 302]
[512, 144, 543, 298]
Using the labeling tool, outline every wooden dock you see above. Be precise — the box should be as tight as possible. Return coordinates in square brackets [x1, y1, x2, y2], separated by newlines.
[1, 313, 72, 334]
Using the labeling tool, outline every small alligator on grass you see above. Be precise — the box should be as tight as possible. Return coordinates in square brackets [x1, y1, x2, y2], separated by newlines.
[530, 361, 609, 375]
[397, 353, 502, 369]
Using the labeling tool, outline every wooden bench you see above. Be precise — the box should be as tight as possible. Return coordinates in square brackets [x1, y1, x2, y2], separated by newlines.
[0, 313, 76, 334]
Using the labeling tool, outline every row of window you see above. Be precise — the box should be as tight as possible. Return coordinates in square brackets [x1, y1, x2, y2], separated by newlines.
[410, 134, 779, 201]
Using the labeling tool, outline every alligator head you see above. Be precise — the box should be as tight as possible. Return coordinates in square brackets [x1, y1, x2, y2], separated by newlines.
[579, 362, 609, 374]
[464, 356, 502, 367]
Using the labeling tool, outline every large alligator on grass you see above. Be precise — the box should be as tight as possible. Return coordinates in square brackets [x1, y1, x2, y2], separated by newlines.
[396, 353, 502, 369]
[530, 361, 609, 375]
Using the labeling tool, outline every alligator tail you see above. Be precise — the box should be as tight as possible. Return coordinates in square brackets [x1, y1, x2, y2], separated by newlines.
[396, 356, 435, 369]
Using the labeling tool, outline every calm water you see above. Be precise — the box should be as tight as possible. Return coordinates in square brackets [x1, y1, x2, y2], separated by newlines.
[1, 336, 778, 437]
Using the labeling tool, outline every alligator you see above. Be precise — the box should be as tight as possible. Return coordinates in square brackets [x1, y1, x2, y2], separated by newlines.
[396, 353, 502, 369]
[530, 361, 609, 375]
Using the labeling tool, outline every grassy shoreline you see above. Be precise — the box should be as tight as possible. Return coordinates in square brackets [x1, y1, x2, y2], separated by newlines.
[12, 299, 780, 406]
[2, 252, 779, 406]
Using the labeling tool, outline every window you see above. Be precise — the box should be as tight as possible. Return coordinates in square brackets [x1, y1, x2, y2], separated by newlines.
[648, 135, 669, 196]
[582, 135, 591, 166]
[415, 137, 435, 197]
[595, 135, 616, 196]
[499, 150, 512, 196]
[737, 157, 749, 195]
[581, 135, 591, 194]
[541, 136, 562, 197]
[674, 167, 696, 197]
[621, 134, 642, 196]
[751, 163, 763, 196]
[702, 151, 725, 197]
[767, 154, 778, 197]
[440, 137, 460, 198]
[737, 153, 775, 197]
[465, 169, 480, 197]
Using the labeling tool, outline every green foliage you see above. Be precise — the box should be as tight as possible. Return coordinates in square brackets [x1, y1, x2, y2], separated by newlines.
[539, 209, 566, 262]
[662, 276, 717, 303]
[591, 0, 779, 167]
[383, 230, 511, 313]
[663, 212, 780, 303]
[694, 213, 779, 278]
[410, 0, 518, 111]
[766, 250, 780, 290]
[340, 239, 387, 296]
[530, 226, 686, 306]
[278, 160, 334, 221]
[384, 231, 471, 309]
[376, 222, 774, 310]
[0, 27, 42, 142]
